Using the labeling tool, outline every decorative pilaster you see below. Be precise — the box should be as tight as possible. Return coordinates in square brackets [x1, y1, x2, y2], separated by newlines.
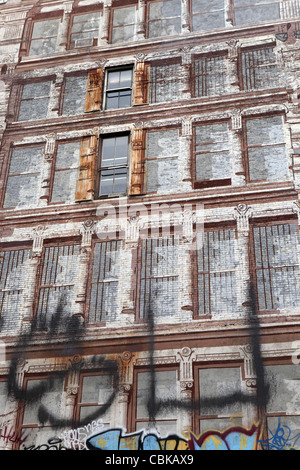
[240, 345, 260, 426]
[63, 356, 81, 422]
[227, 39, 240, 94]
[137, 0, 146, 40]
[100, 0, 112, 45]
[234, 204, 253, 317]
[180, 118, 193, 191]
[22, 226, 47, 322]
[118, 351, 134, 429]
[75, 220, 96, 318]
[40, 134, 56, 202]
[181, 0, 191, 33]
[230, 109, 245, 186]
[177, 347, 195, 434]
[58, 1, 74, 52]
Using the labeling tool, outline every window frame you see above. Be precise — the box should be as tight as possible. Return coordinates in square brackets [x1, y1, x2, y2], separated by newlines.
[86, 237, 123, 326]
[2, 143, 45, 209]
[192, 361, 244, 437]
[67, 6, 102, 50]
[191, 222, 238, 319]
[103, 66, 134, 111]
[148, 57, 182, 105]
[129, 365, 179, 434]
[34, 239, 81, 328]
[192, 51, 228, 99]
[242, 112, 288, 184]
[16, 77, 54, 123]
[25, 14, 63, 58]
[192, 119, 232, 190]
[249, 216, 299, 314]
[146, 0, 182, 39]
[96, 132, 131, 199]
[238, 43, 280, 92]
[110, 3, 138, 44]
[48, 138, 82, 205]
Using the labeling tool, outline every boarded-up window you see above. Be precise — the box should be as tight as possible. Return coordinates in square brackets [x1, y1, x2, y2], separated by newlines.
[99, 134, 129, 197]
[148, 0, 181, 38]
[62, 75, 88, 116]
[194, 122, 231, 187]
[198, 367, 242, 433]
[233, 0, 280, 26]
[21, 376, 64, 447]
[0, 248, 31, 331]
[51, 141, 81, 203]
[36, 244, 80, 327]
[241, 46, 280, 90]
[192, 0, 225, 32]
[149, 62, 181, 104]
[4, 146, 43, 208]
[139, 236, 179, 319]
[76, 373, 114, 426]
[112, 6, 136, 44]
[253, 223, 300, 311]
[135, 369, 178, 435]
[18, 81, 51, 121]
[89, 240, 121, 324]
[145, 129, 179, 192]
[194, 55, 227, 97]
[263, 364, 300, 450]
[28, 19, 60, 56]
[245, 115, 289, 182]
[70, 12, 100, 48]
[196, 228, 237, 316]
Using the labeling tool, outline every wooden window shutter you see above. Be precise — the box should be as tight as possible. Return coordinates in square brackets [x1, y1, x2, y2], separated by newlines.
[75, 135, 97, 202]
[85, 68, 103, 112]
[133, 62, 150, 106]
[129, 128, 146, 196]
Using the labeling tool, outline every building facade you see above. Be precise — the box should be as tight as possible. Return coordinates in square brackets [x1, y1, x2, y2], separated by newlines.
[0, 0, 300, 450]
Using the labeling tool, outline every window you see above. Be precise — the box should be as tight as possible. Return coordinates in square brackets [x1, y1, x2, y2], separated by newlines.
[19, 376, 65, 448]
[194, 122, 231, 188]
[51, 141, 81, 203]
[69, 12, 100, 48]
[195, 366, 243, 435]
[28, 19, 60, 56]
[3, 145, 44, 208]
[134, 368, 178, 434]
[111, 6, 136, 44]
[262, 364, 300, 450]
[61, 74, 88, 116]
[252, 222, 300, 312]
[193, 54, 227, 98]
[36, 243, 80, 328]
[233, 0, 280, 26]
[0, 247, 31, 332]
[105, 68, 133, 110]
[145, 129, 179, 192]
[195, 228, 237, 316]
[149, 61, 182, 104]
[139, 236, 179, 320]
[18, 81, 51, 121]
[191, 0, 226, 32]
[98, 134, 130, 197]
[75, 373, 114, 426]
[244, 115, 289, 182]
[148, 0, 181, 38]
[241, 46, 280, 90]
[88, 240, 122, 324]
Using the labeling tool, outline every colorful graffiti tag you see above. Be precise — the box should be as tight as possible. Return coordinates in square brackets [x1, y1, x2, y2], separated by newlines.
[188, 424, 261, 451]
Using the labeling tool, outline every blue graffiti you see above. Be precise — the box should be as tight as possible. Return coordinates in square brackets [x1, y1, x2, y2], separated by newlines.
[259, 418, 300, 450]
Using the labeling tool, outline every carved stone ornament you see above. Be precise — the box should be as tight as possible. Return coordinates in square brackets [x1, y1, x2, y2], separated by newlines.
[234, 203, 252, 233]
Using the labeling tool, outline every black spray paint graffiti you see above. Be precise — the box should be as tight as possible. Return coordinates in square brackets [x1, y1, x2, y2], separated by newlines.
[6, 281, 269, 439]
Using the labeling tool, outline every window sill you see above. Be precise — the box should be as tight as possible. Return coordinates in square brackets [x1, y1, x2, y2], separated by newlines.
[193, 179, 231, 190]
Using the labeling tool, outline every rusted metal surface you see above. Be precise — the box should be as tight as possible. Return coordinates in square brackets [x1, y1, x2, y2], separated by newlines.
[75, 135, 97, 202]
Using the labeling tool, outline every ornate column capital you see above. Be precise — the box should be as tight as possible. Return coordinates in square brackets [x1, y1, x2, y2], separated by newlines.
[234, 204, 253, 234]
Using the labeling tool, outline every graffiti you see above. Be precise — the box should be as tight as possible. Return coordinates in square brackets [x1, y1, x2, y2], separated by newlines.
[259, 418, 300, 451]
[60, 419, 105, 450]
[0, 425, 28, 446]
[22, 437, 67, 451]
[188, 424, 261, 451]
[86, 428, 189, 451]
